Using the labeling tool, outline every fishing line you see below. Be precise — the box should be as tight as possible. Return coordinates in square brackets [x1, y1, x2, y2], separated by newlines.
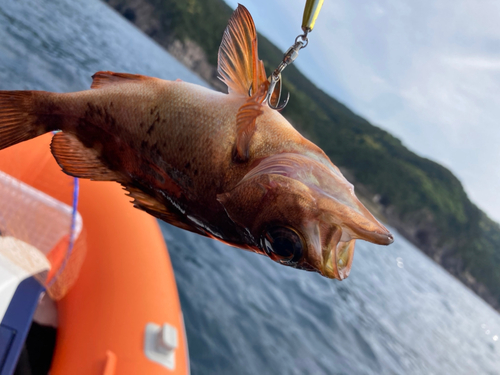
[48, 131, 80, 288]
[47, 176, 79, 288]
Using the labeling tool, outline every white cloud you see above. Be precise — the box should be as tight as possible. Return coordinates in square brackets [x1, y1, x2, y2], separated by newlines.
[444, 56, 500, 70]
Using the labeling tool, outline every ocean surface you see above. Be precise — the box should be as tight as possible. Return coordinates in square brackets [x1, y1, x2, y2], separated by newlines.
[1, 0, 500, 374]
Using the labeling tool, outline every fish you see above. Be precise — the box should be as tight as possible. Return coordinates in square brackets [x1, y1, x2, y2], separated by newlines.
[0, 4, 393, 280]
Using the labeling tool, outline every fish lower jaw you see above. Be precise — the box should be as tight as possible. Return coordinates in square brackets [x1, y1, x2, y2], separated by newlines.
[323, 261, 344, 280]
[321, 239, 355, 280]
[322, 250, 347, 281]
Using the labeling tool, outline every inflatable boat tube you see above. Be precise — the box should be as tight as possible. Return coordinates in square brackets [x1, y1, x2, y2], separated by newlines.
[0, 134, 190, 374]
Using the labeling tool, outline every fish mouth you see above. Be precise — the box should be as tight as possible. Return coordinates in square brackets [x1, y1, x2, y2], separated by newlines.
[318, 226, 393, 280]
[321, 237, 356, 280]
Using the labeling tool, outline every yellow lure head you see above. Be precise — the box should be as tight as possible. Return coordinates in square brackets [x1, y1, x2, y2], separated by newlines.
[301, 0, 325, 32]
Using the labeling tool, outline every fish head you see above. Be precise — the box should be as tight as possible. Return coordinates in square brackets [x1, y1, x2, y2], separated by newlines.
[217, 153, 393, 280]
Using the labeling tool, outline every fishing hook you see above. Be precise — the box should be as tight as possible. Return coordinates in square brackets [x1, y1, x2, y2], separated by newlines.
[264, 0, 324, 110]
[265, 30, 309, 110]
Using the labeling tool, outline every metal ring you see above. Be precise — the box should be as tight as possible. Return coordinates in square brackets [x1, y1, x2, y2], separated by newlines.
[294, 34, 309, 49]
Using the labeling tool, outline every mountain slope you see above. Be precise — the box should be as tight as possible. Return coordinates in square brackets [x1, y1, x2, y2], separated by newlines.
[105, 0, 500, 310]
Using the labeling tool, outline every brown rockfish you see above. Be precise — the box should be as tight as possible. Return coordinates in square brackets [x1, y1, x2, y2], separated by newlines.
[0, 5, 393, 280]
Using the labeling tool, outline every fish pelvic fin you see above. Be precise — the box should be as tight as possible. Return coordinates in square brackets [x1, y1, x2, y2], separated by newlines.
[0, 91, 53, 150]
[50, 132, 121, 181]
[125, 185, 206, 235]
[124, 185, 170, 217]
[218, 4, 268, 96]
[91, 71, 153, 89]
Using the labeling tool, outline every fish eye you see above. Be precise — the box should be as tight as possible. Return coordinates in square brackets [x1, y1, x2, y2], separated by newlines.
[260, 226, 304, 265]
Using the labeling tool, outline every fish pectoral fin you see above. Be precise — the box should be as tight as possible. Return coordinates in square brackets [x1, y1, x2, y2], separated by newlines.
[50, 132, 121, 181]
[90, 71, 154, 89]
[218, 5, 268, 96]
[234, 86, 265, 162]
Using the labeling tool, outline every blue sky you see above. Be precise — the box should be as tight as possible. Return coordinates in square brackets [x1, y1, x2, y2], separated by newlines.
[224, 0, 500, 223]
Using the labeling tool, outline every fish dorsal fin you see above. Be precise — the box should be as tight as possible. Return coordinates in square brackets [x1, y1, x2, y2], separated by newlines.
[50, 132, 121, 181]
[218, 5, 268, 96]
[91, 71, 151, 89]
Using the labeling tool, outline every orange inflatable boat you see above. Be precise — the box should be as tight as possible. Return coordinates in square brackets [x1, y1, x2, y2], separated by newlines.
[0, 134, 190, 374]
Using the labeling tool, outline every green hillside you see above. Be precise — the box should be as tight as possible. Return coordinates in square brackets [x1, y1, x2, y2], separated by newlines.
[106, 0, 500, 309]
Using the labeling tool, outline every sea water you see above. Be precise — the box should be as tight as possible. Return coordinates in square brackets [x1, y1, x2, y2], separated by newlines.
[1, 1, 499, 374]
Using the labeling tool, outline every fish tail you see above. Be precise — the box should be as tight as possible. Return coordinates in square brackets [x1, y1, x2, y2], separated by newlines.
[0, 90, 59, 150]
